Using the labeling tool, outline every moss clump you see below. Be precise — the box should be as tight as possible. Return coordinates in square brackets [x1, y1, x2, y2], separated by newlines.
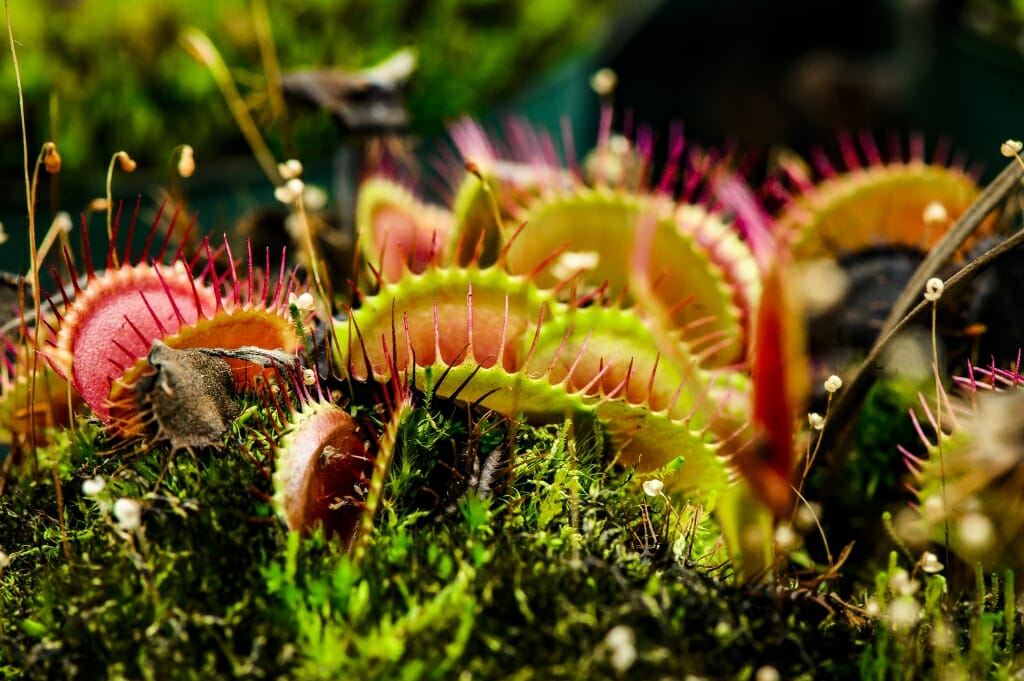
[0, 389, 1021, 678]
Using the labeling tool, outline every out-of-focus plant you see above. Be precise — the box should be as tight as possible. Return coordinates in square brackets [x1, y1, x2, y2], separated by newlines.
[0, 0, 616, 177]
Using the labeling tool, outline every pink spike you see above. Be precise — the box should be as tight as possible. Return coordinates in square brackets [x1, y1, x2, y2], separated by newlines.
[158, 205, 182, 263]
[909, 408, 934, 449]
[886, 130, 902, 162]
[79, 215, 95, 279]
[465, 284, 475, 363]
[122, 314, 153, 348]
[137, 291, 167, 338]
[270, 248, 288, 311]
[123, 195, 143, 266]
[525, 242, 571, 282]
[933, 135, 951, 167]
[562, 330, 593, 386]
[245, 240, 255, 304]
[918, 392, 941, 437]
[140, 202, 166, 265]
[105, 344, 131, 369]
[201, 238, 225, 314]
[261, 247, 271, 306]
[910, 132, 924, 162]
[173, 213, 199, 264]
[810, 146, 835, 178]
[182, 256, 210, 320]
[222, 236, 240, 305]
[150, 267, 187, 326]
[779, 160, 814, 196]
[858, 131, 882, 166]
[657, 125, 686, 194]
[694, 334, 736, 364]
[837, 131, 861, 170]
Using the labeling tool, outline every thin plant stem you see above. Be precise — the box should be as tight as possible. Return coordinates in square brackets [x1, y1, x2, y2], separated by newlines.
[181, 28, 282, 185]
[929, 294, 950, 569]
[7, 0, 41, 477]
[251, 0, 294, 157]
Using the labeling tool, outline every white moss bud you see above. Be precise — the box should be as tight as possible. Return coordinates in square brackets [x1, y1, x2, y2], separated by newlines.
[824, 374, 842, 394]
[920, 551, 944, 574]
[82, 477, 106, 497]
[113, 497, 142, 531]
[922, 201, 948, 226]
[177, 145, 195, 178]
[924, 277, 944, 303]
[296, 291, 316, 314]
[604, 625, 636, 673]
[642, 479, 664, 497]
[1001, 139, 1023, 157]
[278, 158, 304, 180]
[590, 68, 618, 96]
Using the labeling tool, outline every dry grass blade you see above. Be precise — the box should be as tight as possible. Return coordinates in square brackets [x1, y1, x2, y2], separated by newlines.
[820, 158, 1024, 485]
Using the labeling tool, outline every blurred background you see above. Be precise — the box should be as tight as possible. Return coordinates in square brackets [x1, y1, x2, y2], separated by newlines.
[2, 0, 1024, 274]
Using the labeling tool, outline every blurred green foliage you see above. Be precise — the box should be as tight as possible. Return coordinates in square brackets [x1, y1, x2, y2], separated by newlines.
[0, 0, 615, 174]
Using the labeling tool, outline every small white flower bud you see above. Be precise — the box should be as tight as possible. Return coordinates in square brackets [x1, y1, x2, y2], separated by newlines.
[113, 497, 142, 531]
[958, 512, 995, 554]
[1001, 139, 1023, 157]
[274, 185, 295, 204]
[590, 68, 618, 97]
[920, 551, 944, 574]
[82, 477, 106, 497]
[285, 178, 306, 200]
[177, 145, 195, 178]
[923, 495, 945, 523]
[302, 368, 316, 386]
[642, 479, 664, 497]
[924, 277, 944, 303]
[604, 625, 636, 673]
[755, 666, 780, 681]
[278, 159, 304, 180]
[296, 292, 315, 314]
[824, 375, 842, 394]
[808, 412, 825, 431]
[302, 184, 329, 211]
[54, 211, 73, 234]
[0, 550, 8, 568]
[887, 597, 921, 630]
[922, 201, 948, 226]
[774, 522, 798, 551]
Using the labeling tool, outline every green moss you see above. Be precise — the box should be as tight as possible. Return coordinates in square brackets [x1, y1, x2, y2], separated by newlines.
[1, 389, 1021, 678]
